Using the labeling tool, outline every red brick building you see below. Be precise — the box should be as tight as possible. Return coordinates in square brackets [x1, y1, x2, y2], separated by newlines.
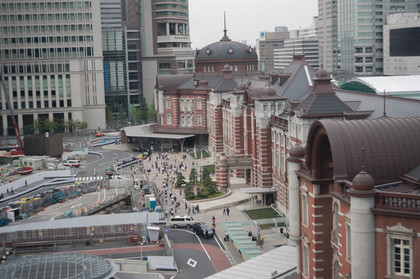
[149, 29, 420, 278]
[288, 117, 420, 278]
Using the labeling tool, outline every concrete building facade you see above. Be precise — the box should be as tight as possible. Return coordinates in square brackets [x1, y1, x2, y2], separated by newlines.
[273, 18, 319, 71]
[140, 0, 195, 104]
[383, 12, 420, 76]
[0, 0, 106, 136]
[256, 28, 289, 72]
[318, 0, 419, 78]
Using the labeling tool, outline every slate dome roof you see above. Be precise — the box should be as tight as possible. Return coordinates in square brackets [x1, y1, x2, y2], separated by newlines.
[196, 31, 257, 62]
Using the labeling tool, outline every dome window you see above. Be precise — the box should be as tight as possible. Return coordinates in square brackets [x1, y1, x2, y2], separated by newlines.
[228, 47, 234, 54]
[206, 48, 212, 55]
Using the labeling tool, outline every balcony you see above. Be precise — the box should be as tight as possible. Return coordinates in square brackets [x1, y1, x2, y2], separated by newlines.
[157, 35, 190, 43]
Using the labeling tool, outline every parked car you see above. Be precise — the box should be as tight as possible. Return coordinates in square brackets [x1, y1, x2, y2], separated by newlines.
[63, 160, 81, 168]
[192, 222, 214, 239]
[169, 215, 195, 228]
[95, 132, 105, 137]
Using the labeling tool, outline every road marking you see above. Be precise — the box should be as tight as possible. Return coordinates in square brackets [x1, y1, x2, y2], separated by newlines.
[187, 258, 197, 268]
[175, 229, 211, 261]
[53, 196, 82, 211]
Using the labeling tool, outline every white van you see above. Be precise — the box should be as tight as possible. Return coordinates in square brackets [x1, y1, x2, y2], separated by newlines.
[169, 215, 195, 228]
[63, 160, 81, 168]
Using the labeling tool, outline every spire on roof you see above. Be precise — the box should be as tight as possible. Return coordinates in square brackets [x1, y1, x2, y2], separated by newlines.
[221, 11, 231, 41]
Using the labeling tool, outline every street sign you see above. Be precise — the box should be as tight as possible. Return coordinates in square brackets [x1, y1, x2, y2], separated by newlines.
[164, 228, 169, 232]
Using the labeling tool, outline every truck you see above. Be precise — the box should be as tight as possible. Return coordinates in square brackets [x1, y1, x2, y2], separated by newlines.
[19, 166, 33, 175]
[52, 190, 66, 203]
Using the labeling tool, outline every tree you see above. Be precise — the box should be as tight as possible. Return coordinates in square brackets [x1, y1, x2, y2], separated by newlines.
[77, 121, 88, 133]
[66, 119, 77, 134]
[118, 106, 126, 127]
[128, 105, 137, 125]
[149, 99, 157, 122]
[201, 168, 218, 196]
[44, 118, 57, 133]
[189, 168, 198, 183]
[184, 184, 195, 200]
[174, 172, 186, 188]
[106, 106, 114, 127]
[139, 98, 149, 124]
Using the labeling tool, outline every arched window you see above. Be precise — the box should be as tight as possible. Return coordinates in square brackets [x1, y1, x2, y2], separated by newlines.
[332, 202, 339, 243]
[180, 99, 184, 111]
[187, 116, 191, 127]
[181, 115, 185, 127]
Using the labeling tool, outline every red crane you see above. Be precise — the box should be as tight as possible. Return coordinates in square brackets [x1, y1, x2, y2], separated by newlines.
[0, 73, 24, 156]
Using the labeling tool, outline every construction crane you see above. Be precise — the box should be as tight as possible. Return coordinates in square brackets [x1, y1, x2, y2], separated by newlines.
[0, 73, 24, 156]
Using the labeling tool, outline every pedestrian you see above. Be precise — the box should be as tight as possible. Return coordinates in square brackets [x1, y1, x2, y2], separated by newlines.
[211, 223, 215, 232]
[25, 180, 27, 186]
[212, 216, 215, 224]
[226, 207, 230, 216]
[192, 205, 195, 214]
[223, 207, 226, 215]
[185, 201, 187, 210]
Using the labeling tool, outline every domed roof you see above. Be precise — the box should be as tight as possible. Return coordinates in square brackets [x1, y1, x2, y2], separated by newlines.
[196, 31, 257, 62]
[352, 168, 375, 191]
[289, 144, 305, 158]
[236, 82, 247, 90]
[263, 87, 277, 97]
[316, 69, 330, 79]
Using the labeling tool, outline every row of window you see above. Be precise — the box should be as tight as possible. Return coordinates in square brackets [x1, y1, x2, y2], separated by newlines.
[2, 62, 70, 75]
[2, 75, 71, 100]
[155, 11, 188, 17]
[0, 47, 94, 60]
[1, 24, 93, 35]
[165, 98, 203, 110]
[165, 114, 203, 127]
[0, 12, 92, 24]
[2, 100, 72, 110]
[1, 35, 93, 46]
[0, 2, 91, 12]
[155, 4, 188, 10]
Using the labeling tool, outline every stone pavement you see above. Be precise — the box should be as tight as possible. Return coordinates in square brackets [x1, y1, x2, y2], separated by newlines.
[101, 143, 290, 266]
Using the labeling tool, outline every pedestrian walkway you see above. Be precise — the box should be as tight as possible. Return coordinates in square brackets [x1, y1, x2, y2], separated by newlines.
[100, 144, 287, 266]
[75, 175, 120, 182]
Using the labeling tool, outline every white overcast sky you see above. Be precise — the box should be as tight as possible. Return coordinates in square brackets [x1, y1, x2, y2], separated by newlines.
[189, 0, 318, 49]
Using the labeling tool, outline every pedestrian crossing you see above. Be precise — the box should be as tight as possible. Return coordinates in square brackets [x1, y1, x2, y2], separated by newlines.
[75, 175, 121, 182]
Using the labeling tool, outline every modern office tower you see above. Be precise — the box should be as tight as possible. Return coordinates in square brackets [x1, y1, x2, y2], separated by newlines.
[383, 13, 420, 76]
[317, 0, 339, 75]
[273, 19, 319, 71]
[140, 0, 195, 104]
[256, 27, 290, 72]
[318, 0, 419, 78]
[0, 0, 106, 136]
[100, 0, 142, 117]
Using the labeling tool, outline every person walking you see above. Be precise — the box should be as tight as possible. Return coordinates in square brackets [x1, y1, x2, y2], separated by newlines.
[223, 207, 226, 215]
[212, 216, 215, 225]
[226, 207, 230, 216]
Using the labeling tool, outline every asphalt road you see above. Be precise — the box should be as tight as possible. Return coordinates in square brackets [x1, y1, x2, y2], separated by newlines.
[168, 228, 220, 279]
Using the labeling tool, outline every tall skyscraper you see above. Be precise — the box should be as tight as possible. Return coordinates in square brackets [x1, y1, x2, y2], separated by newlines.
[318, 0, 419, 78]
[0, 0, 106, 136]
[140, 0, 195, 104]
[100, 0, 142, 118]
